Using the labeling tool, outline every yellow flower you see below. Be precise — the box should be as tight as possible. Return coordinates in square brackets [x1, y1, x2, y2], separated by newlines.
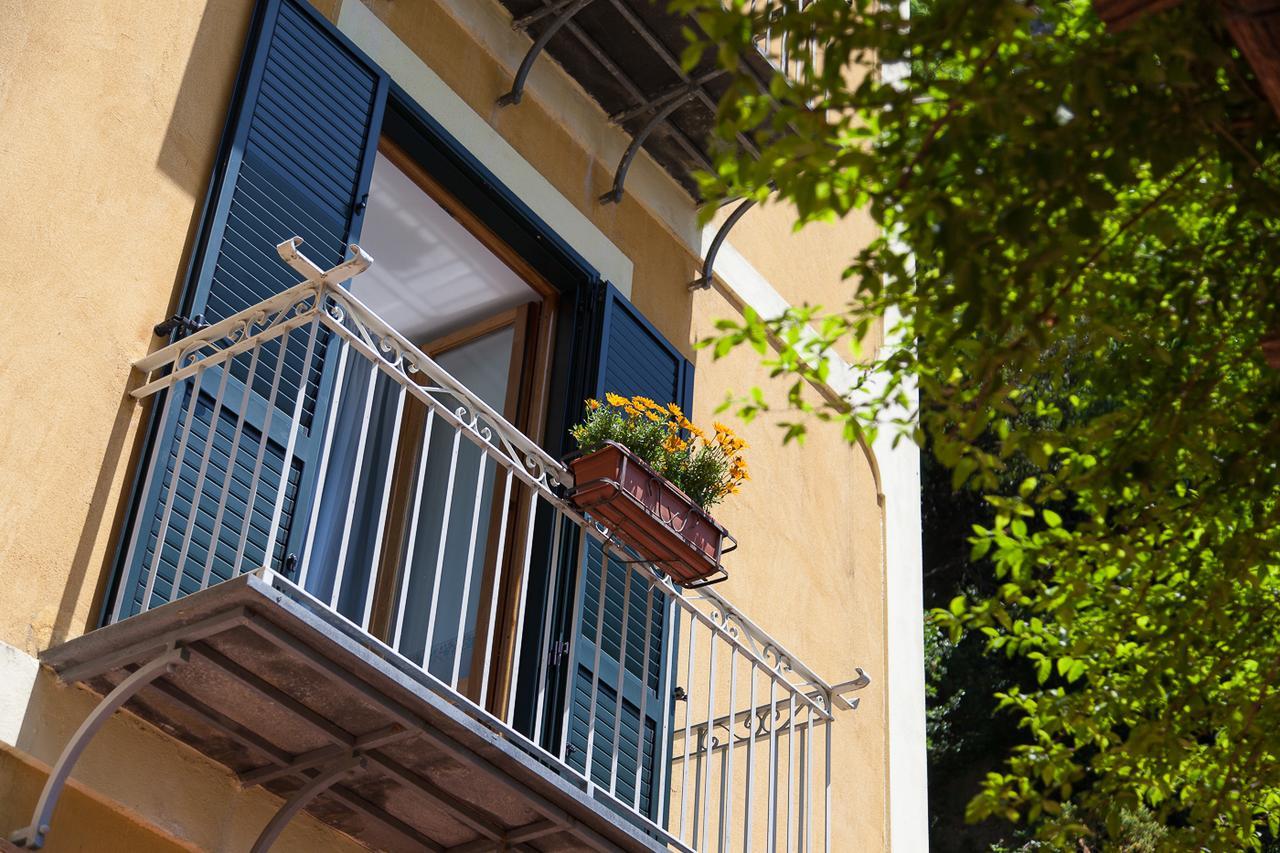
[605, 392, 628, 407]
[586, 398, 601, 410]
[667, 402, 684, 417]
[645, 410, 662, 422]
[631, 395, 658, 411]
[623, 406, 640, 418]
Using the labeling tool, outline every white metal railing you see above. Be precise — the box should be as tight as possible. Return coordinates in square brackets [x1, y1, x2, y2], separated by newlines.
[745, 0, 819, 85]
[118, 238, 850, 851]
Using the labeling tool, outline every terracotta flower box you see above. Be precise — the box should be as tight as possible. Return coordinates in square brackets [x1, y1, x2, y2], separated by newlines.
[567, 440, 735, 588]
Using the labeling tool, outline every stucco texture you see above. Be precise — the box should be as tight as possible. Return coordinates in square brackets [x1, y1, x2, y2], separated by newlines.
[0, 0, 257, 654]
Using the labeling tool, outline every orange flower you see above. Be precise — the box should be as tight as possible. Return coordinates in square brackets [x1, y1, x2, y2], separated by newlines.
[605, 392, 628, 407]
[586, 398, 601, 410]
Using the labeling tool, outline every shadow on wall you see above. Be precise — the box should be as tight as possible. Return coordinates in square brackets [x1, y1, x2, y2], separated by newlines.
[52, 380, 148, 646]
[52, 1, 257, 645]
[154, 0, 255, 198]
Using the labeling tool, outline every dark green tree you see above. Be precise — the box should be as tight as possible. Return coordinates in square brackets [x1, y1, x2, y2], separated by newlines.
[675, 0, 1280, 847]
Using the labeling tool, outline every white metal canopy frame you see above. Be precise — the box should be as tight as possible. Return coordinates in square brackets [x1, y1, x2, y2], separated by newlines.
[11, 239, 869, 852]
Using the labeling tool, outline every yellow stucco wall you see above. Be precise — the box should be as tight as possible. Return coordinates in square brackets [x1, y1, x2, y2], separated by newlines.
[0, 0, 890, 848]
[0, 2, 368, 850]
[0, 0, 256, 655]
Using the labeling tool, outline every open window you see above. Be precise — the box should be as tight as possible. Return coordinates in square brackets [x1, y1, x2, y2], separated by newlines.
[303, 137, 559, 711]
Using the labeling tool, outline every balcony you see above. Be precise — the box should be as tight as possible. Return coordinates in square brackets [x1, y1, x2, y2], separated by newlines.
[11, 240, 853, 852]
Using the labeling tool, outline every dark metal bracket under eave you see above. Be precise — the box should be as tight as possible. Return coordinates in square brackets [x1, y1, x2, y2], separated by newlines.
[690, 196, 758, 291]
[497, 0, 597, 106]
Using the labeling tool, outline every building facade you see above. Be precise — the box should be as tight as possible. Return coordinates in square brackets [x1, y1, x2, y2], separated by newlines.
[0, 1, 925, 850]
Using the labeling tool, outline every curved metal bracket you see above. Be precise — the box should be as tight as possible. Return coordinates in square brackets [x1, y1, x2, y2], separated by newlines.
[8, 646, 189, 849]
[498, 0, 596, 107]
[600, 85, 699, 204]
[250, 754, 365, 852]
[690, 196, 758, 291]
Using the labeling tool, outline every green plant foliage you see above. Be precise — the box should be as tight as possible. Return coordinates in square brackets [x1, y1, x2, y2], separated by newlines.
[673, 0, 1280, 847]
[570, 394, 749, 508]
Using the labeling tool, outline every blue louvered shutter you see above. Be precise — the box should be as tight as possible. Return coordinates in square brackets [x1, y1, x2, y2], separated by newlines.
[565, 284, 692, 818]
[114, 0, 386, 618]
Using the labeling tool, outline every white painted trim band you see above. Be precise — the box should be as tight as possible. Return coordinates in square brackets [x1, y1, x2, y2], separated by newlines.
[336, 0, 635, 297]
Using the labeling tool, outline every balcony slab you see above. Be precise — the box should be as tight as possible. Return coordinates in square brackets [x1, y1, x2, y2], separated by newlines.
[35, 571, 678, 852]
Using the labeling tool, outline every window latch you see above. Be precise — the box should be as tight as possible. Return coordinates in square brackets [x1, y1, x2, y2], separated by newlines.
[154, 313, 210, 339]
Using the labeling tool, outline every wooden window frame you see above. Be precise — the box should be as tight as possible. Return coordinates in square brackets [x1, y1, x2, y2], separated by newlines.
[365, 138, 559, 712]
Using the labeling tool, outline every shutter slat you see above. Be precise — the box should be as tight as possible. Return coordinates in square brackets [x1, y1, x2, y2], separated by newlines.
[565, 286, 692, 819]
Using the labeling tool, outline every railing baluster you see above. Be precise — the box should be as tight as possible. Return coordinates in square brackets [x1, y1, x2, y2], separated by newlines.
[767, 677, 778, 852]
[503, 486, 540, 726]
[722, 646, 738, 851]
[328, 361, 380, 612]
[392, 409, 435, 649]
[745, 662, 757, 853]
[298, 339, 349, 591]
[824, 711, 833, 853]
[263, 317, 322, 565]
[231, 328, 293, 577]
[655, 591, 677, 827]
[632, 581, 655, 813]
[804, 705, 813, 853]
[450, 448, 490, 689]
[361, 381, 407, 632]
[607, 564, 635, 798]
[787, 692, 797, 853]
[679, 610, 698, 843]
[199, 343, 264, 593]
[479, 467, 516, 711]
[701, 634, 717, 852]
[532, 510, 565, 743]
[581, 543, 612, 789]
[169, 349, 233, 604]
[421, 428, 463, 674]
[556, 523, 590, 759]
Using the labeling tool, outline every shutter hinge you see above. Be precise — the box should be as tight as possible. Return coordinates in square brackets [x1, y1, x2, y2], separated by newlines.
[154, 314, 210, 339]
[547, 638, 571, 669]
